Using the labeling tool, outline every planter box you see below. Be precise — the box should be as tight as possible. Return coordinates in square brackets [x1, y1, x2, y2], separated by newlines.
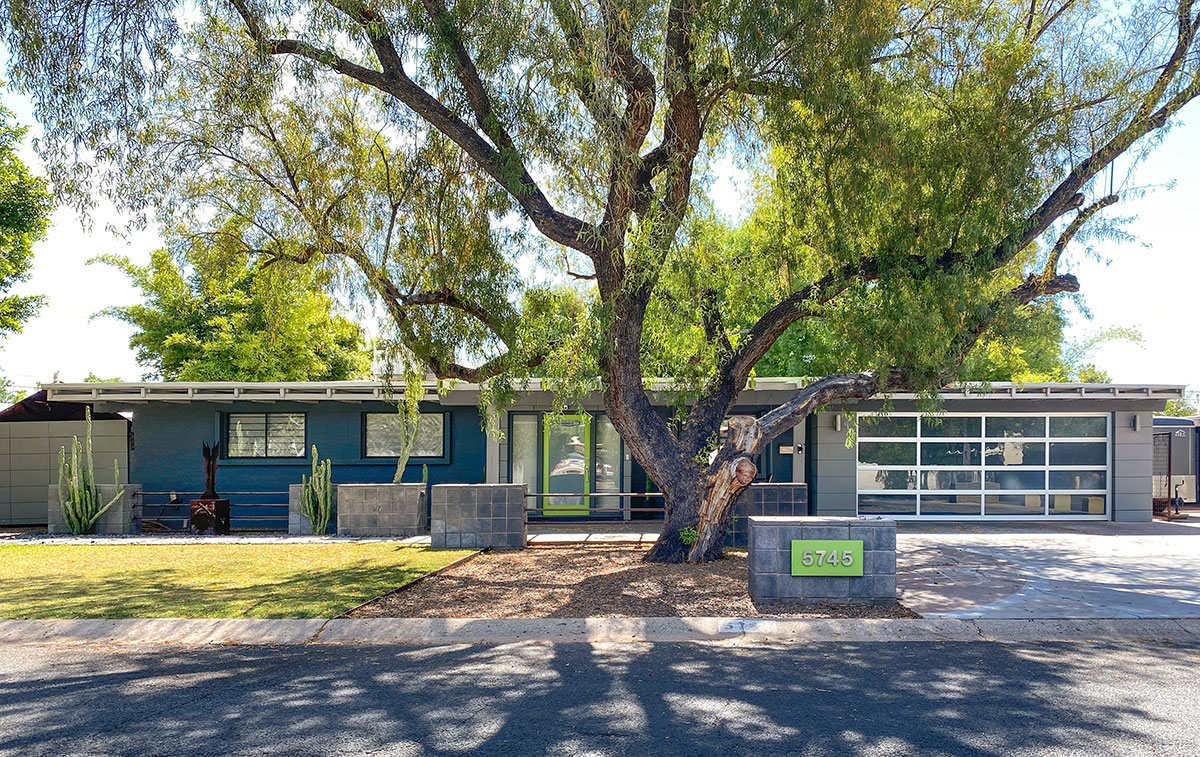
[335, 483, 426, 537]
[48, 484, 142, 535]
[431, 484, 526, 550]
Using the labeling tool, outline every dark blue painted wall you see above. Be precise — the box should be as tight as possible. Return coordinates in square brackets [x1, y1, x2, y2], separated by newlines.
[130, 400, 486, 529]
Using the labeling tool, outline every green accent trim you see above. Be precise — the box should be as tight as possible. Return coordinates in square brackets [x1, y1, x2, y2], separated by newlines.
[542, 414, 591, 516]
[790, 540, 864, 576]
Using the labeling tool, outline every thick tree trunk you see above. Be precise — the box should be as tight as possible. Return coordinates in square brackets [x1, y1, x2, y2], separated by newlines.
[642, 478, 704, 563]
[687, 415, 759, 562]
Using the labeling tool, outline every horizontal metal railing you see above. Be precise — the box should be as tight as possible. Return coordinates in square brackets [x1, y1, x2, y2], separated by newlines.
[135, 490, 290, 531]
[524, 491, 666, 520]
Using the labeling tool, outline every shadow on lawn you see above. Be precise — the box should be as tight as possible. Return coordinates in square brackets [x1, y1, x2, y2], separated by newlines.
[0, 553, 434, 619]
[0, 639, 1193, 756]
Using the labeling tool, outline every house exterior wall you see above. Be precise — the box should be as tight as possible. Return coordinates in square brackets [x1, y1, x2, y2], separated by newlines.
[0, 419, 129, 525]
[1113, 410, 1154, 522]
[810, 398, 1167, 522]
[126, 400, 486, 527]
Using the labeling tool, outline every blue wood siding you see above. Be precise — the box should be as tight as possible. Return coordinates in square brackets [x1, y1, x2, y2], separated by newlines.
[130, 400, 486, 529]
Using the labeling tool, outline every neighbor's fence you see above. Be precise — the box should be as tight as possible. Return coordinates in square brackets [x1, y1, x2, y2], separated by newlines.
[134, 491, 290, 532]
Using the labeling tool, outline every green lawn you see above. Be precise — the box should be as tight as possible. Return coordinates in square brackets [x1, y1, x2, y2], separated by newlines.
[0, 543, 474, 619]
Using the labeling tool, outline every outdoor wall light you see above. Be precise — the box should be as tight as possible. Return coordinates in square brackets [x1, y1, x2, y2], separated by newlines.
[1129, 414, 1140, 432]
[834, 415, 843, 432]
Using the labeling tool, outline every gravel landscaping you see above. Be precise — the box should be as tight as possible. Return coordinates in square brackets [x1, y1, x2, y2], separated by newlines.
[348, 545, 920, 619]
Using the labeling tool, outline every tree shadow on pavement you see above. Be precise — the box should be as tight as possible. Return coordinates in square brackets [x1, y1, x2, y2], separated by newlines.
[0, 638, 1193, 756]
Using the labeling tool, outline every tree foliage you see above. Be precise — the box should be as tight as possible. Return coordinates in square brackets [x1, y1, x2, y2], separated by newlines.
[1160, 392, 1199, 417]
[3, 0, 1199, 560]
[0, 100, 50, 338]
[94, 234, 372, 381]
[757, 297, 1136, 383]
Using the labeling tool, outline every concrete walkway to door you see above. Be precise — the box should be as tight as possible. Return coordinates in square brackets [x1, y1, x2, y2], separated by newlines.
[897, 519, 1200, 619]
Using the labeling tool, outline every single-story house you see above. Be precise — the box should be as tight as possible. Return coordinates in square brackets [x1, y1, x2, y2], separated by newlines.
[0, 379, 1178, 527]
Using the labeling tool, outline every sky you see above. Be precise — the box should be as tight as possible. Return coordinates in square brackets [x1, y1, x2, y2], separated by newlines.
[2, 77, 1199, 393]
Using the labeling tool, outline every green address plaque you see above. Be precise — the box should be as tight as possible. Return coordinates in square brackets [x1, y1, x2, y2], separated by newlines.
[790, 540, 864, 576]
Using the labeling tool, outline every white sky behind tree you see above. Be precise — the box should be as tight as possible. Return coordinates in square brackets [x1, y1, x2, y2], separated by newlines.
[1, 67, 1198, 393]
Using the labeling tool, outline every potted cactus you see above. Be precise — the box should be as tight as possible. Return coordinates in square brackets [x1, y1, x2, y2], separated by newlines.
[57, 407, 126, 535]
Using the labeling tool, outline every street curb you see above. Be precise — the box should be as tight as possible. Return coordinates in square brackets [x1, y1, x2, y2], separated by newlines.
[0, 617, 1197, 646]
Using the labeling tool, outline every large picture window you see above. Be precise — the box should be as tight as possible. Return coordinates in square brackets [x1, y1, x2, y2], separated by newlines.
[364, 412, 447, 459]
[226, 413, 306, 458]
[856, 413, 1109, 518]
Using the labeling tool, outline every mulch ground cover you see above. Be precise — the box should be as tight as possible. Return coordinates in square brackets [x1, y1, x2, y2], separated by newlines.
[347, 544, 920, 619]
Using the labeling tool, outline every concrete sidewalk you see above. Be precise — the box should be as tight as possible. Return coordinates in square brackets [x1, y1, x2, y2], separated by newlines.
[1, 617, 1198, 646]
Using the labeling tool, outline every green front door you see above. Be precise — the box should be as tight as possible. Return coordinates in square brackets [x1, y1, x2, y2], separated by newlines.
[542, 415, 591, 516]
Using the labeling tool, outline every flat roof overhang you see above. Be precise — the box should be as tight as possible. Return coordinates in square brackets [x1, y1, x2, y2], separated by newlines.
[43, 379, 1185, 406]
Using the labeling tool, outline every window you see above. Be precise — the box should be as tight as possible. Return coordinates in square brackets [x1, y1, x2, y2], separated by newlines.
[856, 413, 1109, 517]
[227, 413, 306, 458]
[365, 413, 447, 459]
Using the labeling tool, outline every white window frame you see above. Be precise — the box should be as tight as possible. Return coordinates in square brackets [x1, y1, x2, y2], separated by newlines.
[855, 412, 1110, 520]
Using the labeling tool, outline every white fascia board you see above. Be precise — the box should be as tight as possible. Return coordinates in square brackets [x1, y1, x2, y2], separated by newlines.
[43, 378, 1185, 405]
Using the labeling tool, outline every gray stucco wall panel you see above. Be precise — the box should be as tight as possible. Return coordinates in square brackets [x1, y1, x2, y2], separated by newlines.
[1111, 411, 1154, 521]
[1114, 459, 1153, 478]
[809, 419, 857, 517]
[2, 419, 129, 525]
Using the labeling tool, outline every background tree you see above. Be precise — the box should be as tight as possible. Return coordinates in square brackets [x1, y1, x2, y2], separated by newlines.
[0, 100, 48, 337]
[3, 0, 1199, 561]
[758, 298, 1140, 383]
[1160, 392, 1199, 417]
[94, 231, 372, 381]
[0, 98, 52, 402]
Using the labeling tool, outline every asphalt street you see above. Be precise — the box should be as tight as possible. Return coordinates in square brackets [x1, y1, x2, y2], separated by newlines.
[2, 640, 1199, 756]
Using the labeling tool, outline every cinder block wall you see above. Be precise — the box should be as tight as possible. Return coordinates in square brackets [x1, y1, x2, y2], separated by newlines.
[431, 484, 525, 550]
[335, 484, 425, 537]
[726, 483, 808, 547]
[747, 516, 896, 605]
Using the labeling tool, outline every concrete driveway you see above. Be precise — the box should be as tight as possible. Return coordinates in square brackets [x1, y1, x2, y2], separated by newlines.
[897, 520, 1200, 619]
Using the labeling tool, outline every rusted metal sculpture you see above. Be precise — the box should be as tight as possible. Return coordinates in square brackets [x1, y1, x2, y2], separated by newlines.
[190, 442, 231, 535]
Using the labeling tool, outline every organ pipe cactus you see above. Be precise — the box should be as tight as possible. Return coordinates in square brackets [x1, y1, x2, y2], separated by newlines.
[57, 407, 125, 535]
[301, 445, 334, 535]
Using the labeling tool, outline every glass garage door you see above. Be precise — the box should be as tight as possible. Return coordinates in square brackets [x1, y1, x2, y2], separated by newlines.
[856, 414, 1109, 518]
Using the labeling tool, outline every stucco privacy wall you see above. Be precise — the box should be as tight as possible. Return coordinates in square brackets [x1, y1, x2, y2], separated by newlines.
[0, 419, 128, 525]
[118, 401, 486, 528]
[809, 397, 1168, 521]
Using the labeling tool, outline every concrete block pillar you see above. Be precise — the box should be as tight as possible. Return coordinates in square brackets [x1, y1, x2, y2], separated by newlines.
[431, 484, 526, 550]
[748, 516, 896, 605]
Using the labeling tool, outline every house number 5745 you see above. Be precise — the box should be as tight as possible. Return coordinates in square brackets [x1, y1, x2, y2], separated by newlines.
[800, 549, 854, 567]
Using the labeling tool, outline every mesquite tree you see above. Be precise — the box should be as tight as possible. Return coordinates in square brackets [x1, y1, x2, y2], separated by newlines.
[4, 0, 1199, 561]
